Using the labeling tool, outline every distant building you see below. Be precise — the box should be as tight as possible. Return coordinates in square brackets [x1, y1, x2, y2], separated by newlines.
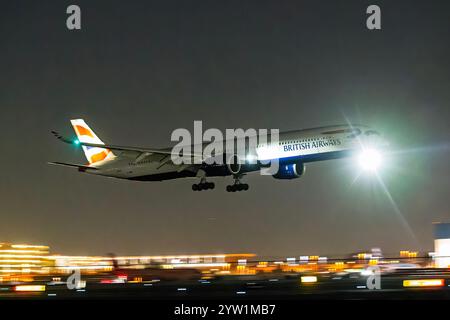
[51, 253, 255, 273]
[0, 242, 255, 275]
[0, 243, 52, 275]
[434, 223, 450, 268]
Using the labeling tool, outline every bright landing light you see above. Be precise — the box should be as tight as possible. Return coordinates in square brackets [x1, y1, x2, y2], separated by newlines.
[357, 148, 382, 172]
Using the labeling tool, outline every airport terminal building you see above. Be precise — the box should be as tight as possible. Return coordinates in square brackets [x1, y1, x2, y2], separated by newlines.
[434, 223, 450, 268]
[0, 242, 255, 275]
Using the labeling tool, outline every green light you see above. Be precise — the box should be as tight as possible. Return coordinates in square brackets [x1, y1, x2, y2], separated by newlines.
[74, 139, 80, 145]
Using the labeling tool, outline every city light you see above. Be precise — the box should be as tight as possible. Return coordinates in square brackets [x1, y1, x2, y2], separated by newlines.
[14, 285, 46, 292]
[301, 276, 317, 283]
[403, 279, 445, 288]
[1, 241, 448, 299]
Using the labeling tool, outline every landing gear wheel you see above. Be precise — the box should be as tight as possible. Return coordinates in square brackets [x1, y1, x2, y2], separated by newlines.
[192, 181, 215, 191]
[226, 175, 249, 192]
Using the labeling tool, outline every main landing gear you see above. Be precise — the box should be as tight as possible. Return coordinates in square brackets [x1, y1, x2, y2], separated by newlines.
[192, 178, 215, 191]
[226, 174, 249, 192]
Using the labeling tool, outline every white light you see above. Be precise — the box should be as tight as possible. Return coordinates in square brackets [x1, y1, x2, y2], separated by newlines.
[360, 269, 374, 276]
[246, 154, 257, 163]
[301, 276, 317, 283]
[357, 148, 382, 172]
[238, 259, 247, 266]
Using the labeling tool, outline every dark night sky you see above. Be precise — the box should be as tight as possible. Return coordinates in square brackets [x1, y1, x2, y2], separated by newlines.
[0, 1, 449, 257]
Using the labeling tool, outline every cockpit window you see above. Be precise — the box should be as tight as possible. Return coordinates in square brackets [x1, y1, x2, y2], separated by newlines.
[322, 128, 354, 135]
[346, 128, 361, 138]
[365, 130, 380, 136]
[322, 128, 361, 135]
[322, 127, 362, 139]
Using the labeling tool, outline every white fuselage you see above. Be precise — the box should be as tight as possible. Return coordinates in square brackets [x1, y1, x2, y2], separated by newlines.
[86, 124, 385, 181]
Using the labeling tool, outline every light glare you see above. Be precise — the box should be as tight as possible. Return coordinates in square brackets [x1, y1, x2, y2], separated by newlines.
[358, 148, 382, 172]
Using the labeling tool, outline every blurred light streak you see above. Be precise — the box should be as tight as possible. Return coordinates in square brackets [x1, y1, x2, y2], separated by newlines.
[388, 143, 450, 156]
[374, 172, 419, 247]
[403, 279, 444, 287]
[301, 276, 317, 283]
[14, 285, 46, 292]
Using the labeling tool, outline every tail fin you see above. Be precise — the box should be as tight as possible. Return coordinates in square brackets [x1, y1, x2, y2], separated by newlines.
[70, 119, 115, 164]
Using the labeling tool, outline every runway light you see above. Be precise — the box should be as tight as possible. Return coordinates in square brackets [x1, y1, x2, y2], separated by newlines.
[403, 279, 444, 287]
[357, 148, 382, 172]
[301, 276, 317, 283]
[14, 285, 46, 292]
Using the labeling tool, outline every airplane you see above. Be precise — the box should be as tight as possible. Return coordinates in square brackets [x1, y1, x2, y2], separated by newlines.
[49, 119, 387, 192]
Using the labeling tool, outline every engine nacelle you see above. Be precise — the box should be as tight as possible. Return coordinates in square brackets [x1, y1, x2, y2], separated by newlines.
[273, 162, 305, 179]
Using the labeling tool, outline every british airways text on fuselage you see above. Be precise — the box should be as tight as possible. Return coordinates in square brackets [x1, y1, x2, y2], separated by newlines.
[282, 138, 342, 153]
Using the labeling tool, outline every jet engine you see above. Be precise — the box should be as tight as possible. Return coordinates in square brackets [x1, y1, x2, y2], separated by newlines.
[272, 162, 305, 179]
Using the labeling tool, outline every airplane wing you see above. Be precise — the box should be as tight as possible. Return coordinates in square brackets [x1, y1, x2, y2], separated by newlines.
[51, 130, 204, 161]
[48, 161, 98, 171]
[79, 142, 175, 156]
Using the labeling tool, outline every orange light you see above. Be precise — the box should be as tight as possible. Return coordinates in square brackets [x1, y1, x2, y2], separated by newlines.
[129, 277, 142, 283]
[403, 279, 444, 287]
[14, 285, 46, 292]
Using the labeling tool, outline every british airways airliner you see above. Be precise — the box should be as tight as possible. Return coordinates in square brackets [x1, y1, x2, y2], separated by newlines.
[50, 119, 387, 192]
